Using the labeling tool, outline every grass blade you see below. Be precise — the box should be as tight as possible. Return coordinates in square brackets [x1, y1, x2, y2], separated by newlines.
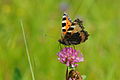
[20, 20, 35, 80]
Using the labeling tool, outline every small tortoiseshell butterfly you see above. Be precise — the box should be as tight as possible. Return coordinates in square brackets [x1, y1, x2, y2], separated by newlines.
[58, 13, 89, 45]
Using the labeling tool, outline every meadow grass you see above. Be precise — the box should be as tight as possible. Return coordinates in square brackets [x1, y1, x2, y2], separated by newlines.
[0, 0, 120, 80]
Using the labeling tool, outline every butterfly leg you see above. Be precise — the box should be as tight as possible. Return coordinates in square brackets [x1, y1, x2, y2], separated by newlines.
[59, 43, 62, 50]
[73, 45, 75, 50]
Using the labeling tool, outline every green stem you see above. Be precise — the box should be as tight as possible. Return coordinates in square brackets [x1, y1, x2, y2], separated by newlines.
[66, 67, 68, 80]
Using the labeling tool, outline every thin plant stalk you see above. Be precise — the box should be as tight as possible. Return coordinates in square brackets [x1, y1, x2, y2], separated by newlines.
[66, 67, 68, 80]
[20, 20, 35, 80]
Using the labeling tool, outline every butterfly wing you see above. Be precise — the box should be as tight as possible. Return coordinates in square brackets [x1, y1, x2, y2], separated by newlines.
[62, 13, 72, 35]
[73, 18, 84, 29]
[67, 18, 83, 35]
[79, 30, 89, 42]
[66, 18, 89, 45]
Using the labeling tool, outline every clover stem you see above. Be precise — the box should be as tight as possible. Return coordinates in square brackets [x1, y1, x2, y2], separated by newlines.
[66, 67, 68, 80]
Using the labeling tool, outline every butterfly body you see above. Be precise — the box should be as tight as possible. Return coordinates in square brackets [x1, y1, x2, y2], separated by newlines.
[58, 13, 89, 45]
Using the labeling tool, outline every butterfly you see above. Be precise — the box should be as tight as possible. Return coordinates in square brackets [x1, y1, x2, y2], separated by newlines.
[58, 13, 89, 45]
[68, 70, 82, 80]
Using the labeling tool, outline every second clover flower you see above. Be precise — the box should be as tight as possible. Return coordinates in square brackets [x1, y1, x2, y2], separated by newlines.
[57, 47, 84, 67]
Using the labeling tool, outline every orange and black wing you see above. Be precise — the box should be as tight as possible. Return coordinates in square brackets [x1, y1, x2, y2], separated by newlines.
[72, 18, 89, 43]
[62, 13, 72, 35]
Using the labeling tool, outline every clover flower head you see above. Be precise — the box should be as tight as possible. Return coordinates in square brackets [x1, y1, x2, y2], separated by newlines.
[57, 47, 84, 67]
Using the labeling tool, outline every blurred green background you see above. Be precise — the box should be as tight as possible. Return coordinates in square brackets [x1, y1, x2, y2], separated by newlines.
[0, 0, 120, 80]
